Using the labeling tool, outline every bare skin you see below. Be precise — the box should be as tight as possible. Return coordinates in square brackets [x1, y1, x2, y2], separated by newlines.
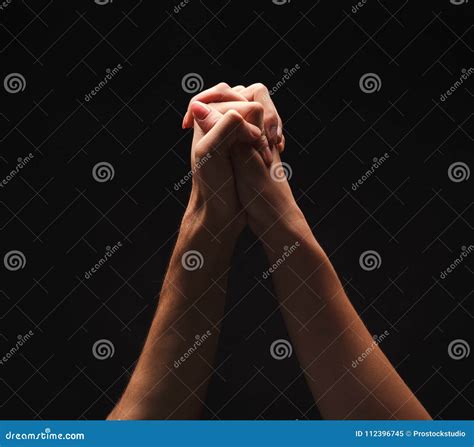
[108, 89, 281, 420]
[108, 83, 431, 420]
[230, 144, 431, 419]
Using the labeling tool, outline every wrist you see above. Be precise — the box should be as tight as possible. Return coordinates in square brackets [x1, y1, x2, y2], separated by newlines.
[256, 205, 318, 253]
[172, 204, 238, 279]
[183, 198, 242, 246]
[250, 202, 307, 238]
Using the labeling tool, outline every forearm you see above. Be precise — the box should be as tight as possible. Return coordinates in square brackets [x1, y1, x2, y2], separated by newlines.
[108, 204, 237, 420]
[259, 207, 430, 420]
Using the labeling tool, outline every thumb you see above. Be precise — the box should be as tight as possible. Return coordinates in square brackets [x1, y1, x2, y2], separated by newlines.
[190, 101, 223, 134]
[195, 109, 263, 159]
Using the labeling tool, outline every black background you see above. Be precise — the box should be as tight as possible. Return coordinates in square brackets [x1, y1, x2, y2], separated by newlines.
[0, 0, 472, 420]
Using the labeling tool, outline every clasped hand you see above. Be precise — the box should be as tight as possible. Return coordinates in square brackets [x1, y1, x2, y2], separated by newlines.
[107, 82, 430, 421]
[182, 82, 302, 239]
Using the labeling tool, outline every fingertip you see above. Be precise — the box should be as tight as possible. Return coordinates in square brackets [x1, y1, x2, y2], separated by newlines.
[183, 111, 194, 129]
[276, 137, 285, 153]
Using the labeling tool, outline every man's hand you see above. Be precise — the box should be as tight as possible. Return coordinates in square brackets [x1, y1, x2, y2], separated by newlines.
[108, 99, 267, 420]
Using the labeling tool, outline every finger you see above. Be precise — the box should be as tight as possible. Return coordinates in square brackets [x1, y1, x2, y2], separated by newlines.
[243, 102, 273, 166]
[206, 101, 273, 166]
[240, 83, 282, 147]
[232, 85, 246, 92]
[190, 102, 223, 134]
[192, 105, 262, 158]
[230, 140, 266, 191]
[276, 133, 285, 153]
[182, 82, 248, 129]
[191, 101, 264, 139]
[212, 101, 273, 165]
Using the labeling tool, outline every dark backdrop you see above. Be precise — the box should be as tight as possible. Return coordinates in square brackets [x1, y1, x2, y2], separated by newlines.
[0, 0, 472, 420]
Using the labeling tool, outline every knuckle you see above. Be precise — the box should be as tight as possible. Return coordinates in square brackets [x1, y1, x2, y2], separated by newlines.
[225, 109, 242, 122]
[265, 110, 278, 123]
[253, 82, 268, 92]
[249, 101, 265, 114]
[217, 82, 230, 90]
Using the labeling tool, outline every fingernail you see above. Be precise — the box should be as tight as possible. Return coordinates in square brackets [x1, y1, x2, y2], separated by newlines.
[192, 103, 211, 121]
